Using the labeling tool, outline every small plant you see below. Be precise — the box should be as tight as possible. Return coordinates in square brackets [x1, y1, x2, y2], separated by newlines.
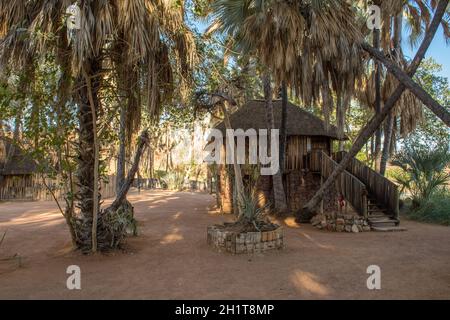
[235, 191, 276, 232]
[161, 166, 186, 190]
[238, 192, 266, 223]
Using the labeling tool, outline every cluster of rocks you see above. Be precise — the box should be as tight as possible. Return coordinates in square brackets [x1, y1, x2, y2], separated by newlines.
[311, 214, 371, 233]
[207, 225, 284, 254]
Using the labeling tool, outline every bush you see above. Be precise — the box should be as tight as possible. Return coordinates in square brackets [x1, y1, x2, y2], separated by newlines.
[391, 143, 450, 208]
[407, 190, 450, 226]
[160, 167, 186, 191]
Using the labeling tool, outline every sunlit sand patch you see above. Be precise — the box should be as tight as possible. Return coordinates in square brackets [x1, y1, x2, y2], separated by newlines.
[291, 271, 330, 296]
[172, 212, 182, 220]
[284, 217, 301, 228]
[0, 211, 62, 227]
[301, 232, 335, 250]
[152, 200, 169, 205]
[160, 228, 184, 244]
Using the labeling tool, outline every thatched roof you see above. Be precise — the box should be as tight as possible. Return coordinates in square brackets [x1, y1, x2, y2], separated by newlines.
[215, 100, 345, 140]
[0, 137, 37, 175]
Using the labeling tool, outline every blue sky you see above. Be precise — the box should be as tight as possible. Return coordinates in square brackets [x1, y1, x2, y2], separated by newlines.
[403, 26, 450, 80]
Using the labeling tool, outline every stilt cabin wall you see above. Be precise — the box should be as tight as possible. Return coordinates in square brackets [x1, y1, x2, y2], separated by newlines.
[216, 135, 337, 214]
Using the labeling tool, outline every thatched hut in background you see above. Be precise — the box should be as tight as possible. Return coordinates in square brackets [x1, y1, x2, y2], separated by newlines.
[0, 136, 38, 200]
[0, 137, 117, 201]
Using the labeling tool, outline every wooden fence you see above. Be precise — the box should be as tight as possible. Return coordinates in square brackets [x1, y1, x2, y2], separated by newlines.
[321, 152, 368, 217]
[334, 151, 399, 218]
[0, 174, 116, 202]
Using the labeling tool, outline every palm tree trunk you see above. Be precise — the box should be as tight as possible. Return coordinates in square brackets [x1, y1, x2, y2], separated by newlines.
[74, 57, 102, 251]
[373, 27, 382, 172]
[321, 75, 333, 130]
[380, 13, 403, 176]
[263, 72, 287, 213]
[380, 114, 394, 175]
[337, 91, 350, 151]
[280, 81, 288, 172]
[299, 0, 448, 220]
[117, 106, 127, 191]
[109, 131, 149, 212]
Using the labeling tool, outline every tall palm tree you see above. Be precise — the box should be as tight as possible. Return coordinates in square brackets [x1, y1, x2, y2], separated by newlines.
[0, 0, 196, 252]
[262, 72, 288, 212]
[357, 0, 450, 175]
[301, 0, 449, 220]
[210, 0, 364, 212]
[379, 0, 450, 175]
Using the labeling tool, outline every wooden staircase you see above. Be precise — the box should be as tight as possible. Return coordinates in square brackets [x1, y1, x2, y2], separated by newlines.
[327, 152, 407, 232]
[366, 197, 406, 232]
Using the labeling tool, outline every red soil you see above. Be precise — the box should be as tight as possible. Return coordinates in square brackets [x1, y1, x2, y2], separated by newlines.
[0, 190, 449, 299]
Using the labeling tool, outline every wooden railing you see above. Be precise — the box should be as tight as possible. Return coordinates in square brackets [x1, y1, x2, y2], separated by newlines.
[334, 151, 399, 219]
[320, 152, 368, 217]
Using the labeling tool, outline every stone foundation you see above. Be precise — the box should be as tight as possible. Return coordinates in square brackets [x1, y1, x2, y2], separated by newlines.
[286, 171, 338, 213]
[311, 214, 371, 233]
[207, 225, 284, 254]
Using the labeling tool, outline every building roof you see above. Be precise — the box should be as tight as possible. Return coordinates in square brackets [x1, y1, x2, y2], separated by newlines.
[0, 137, 37, 175]
[214, 100, 345, 140]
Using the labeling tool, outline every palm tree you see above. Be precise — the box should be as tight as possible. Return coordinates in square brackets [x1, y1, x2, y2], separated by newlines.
[301, 0, 449, 220]
[379, 0, 450, 175]
[210, 0, 364, 212]
[262, 72, 288, 212]
[372, 0, 383, 172]
[0, 0, 195, 252]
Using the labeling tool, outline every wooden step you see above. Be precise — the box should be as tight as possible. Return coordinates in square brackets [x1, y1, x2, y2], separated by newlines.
[368, 217, 400, 227]
[368, 203, 385, 209]
[371, 226, 407, 232]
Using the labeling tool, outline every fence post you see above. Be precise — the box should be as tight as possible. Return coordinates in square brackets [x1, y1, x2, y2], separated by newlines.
[362, 191, 368, 218]
[394, 190, 400, 220]
[320, 174, 324, 215]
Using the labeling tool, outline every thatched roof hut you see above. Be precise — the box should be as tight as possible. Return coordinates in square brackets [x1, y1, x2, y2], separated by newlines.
[0, 137, 37, 176]
[213, 99, 347, 215]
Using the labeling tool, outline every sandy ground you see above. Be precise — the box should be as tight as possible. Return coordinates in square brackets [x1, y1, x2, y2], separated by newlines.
[0, 189, 449, 300]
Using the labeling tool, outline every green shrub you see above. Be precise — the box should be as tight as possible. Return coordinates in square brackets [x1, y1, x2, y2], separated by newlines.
[239, 192, 266, 223]
[161, 167, 186, 191]
[391, 143, 450, 208]
[407, 190, 450, 226]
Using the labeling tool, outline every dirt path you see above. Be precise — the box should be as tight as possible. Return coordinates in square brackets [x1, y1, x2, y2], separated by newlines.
[0, 190, 449, 299]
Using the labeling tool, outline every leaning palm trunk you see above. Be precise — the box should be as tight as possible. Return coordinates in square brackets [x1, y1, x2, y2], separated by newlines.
[361, 44, 450, 127]
[108, 131, 149, 213]
[299, 0, 448, 221]
[263, 73, 288, 213]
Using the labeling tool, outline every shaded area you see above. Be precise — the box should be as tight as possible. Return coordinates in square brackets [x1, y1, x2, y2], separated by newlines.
[0, 190, 449, 299]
